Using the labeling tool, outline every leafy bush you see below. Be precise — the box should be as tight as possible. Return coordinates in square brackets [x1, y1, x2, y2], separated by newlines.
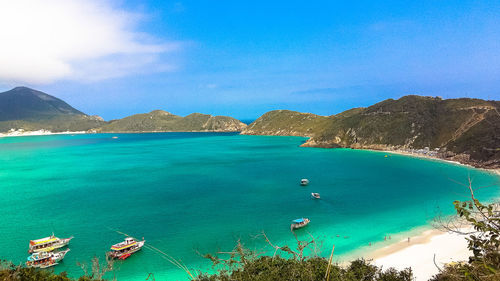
[431, 180, 500, 280]
[195, 237, 412, 281]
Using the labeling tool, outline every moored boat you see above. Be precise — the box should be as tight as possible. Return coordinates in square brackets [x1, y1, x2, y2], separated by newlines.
[290, 218, 310, 230]
[107, 237, 145, 259]
[28, 234, 73, 253]
[26, 249, 70, 268]
[311, 192, 320, 199]
[300, 179, 309, 186]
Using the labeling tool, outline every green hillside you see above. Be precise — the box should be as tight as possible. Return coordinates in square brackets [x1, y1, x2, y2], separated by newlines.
[242, 96, 500, 168]
[97, 110, 247, 132]
[242, 110, 331, 137]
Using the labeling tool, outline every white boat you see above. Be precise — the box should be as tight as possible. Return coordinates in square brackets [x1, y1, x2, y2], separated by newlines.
[311, 192, 320, 199]
[290, 218, 310, 230]
[28, 234, 73, 253]
[26, 249, 70, 268]
[107, 237, 145, 260]
[300, 179, 309, 186]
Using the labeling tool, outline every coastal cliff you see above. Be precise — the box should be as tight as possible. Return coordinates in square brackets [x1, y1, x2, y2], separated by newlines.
[95, 110, 247, 133]
[242, 96, 500, 169]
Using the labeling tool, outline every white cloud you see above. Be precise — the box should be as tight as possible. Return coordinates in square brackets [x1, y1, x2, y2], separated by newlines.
[0, 0, 181, 84]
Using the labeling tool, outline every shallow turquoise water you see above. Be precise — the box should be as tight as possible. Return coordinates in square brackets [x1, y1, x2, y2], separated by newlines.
[0, 133, 498, 280]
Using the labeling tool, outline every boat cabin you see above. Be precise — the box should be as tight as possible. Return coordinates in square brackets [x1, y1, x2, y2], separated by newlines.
[110, 237, 137, 252]
[26, 253, 52, 267]
[108, 237, 145, 259]
[29, 236, 57, 252]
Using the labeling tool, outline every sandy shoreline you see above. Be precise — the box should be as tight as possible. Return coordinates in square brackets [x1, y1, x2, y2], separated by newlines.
[374, 149, 500, 176]
[334, 226, 472, 281]
[0, 130, 86, 137]
[370, 228, 471, 280]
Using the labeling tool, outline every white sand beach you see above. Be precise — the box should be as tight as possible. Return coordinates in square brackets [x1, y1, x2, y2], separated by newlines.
[375, 149, 500, 176]
[0, 129, 86, 137]
[368, 229, 471, 281]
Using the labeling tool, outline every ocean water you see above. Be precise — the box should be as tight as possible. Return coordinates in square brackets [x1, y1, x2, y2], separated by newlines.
[0, 133, 498, 280]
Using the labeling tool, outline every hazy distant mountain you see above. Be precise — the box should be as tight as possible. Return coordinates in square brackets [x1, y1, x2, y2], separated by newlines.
[0, 87, 105, 132]
[243, 96, 500, 168]
[0, 87, 85, 121]
[96, 110, 247, 132]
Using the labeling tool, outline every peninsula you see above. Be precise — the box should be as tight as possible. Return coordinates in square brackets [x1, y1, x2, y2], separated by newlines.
[242, 96, 500, 169]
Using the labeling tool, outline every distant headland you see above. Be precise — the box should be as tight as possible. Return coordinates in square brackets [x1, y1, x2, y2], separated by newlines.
[0, 87, 247, 133]
[0, 86, 498, 169]
[241, 96, 500, 169]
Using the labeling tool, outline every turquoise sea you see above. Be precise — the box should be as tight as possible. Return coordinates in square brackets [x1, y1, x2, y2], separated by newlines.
[0, 133, 499, 280]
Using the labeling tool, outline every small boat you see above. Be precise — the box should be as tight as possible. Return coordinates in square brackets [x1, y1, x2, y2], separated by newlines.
[112, 136, 118, 139]
[300, 179, 309, 186]
[107, 237, 145, 259]
[26, 249, 70, 268]
[290, 218, 310, 230]
[28, 234, 73, 253]
[311, 193, 320, 199]
[118, 253, 131, 260]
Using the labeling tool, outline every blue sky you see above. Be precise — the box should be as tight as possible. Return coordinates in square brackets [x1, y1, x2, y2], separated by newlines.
[1, 0, 500, 120]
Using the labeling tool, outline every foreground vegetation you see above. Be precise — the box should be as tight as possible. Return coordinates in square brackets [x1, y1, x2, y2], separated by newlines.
[0, 258, 412, 281]
[0, 256, 112, 281]
[430, 179, 500, 280]
[196, 254, 413, 281]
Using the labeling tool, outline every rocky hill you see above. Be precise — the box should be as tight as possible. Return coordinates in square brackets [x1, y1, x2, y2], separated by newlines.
[242, 96, 500, 169]
[242, 110, 331, 137]
[0, 87, 105, 132]
[96, 110, 247, 132]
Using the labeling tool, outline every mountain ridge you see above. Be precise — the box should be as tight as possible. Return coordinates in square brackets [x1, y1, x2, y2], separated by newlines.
[242, 95, 500, 169]
[96, 110, 247, 133]
[0, 87, 247, 133]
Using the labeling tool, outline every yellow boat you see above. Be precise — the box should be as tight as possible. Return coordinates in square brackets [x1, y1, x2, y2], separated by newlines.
[28, 234, 73, 253]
